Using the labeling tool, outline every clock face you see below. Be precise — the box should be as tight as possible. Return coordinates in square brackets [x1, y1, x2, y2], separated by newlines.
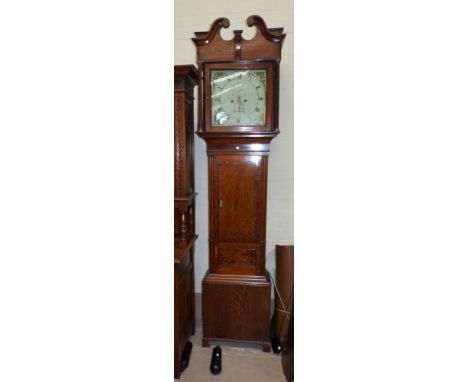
[211, 69, 266, 126]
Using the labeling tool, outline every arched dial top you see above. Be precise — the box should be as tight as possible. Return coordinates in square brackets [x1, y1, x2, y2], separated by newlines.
[211, 69, 266, 127]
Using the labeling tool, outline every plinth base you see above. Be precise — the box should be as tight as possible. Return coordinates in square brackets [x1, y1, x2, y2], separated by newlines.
[202, 272, 271, 351]
[202, 337, 270, 352]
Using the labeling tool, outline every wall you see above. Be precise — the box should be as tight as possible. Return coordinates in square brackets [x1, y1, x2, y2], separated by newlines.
[175, 0, 294, 293]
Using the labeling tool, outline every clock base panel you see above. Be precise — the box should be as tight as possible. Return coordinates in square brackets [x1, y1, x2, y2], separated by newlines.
[202, 272, 271, 348]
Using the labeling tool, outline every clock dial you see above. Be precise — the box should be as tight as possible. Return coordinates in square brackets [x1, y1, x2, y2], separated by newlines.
[211, 69, 266, 126]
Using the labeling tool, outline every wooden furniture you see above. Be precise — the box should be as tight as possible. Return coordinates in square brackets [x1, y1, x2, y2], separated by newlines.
[174, 65, 198, 379]
[275, 245, 294, 346]
[276, 245, 294, 381]
[281, 300, 294, 382]
[192, 16, 286, 351]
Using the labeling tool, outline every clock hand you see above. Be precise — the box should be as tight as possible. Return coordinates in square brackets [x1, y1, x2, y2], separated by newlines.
[236, 95, 245, 113]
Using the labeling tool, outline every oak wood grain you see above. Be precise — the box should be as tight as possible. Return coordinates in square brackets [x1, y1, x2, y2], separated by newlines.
[174, 65, 198, 379]
[192, 16, 285, 350]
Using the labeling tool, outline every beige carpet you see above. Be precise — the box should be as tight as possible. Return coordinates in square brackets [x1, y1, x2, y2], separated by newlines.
[177, 320, 285, 381]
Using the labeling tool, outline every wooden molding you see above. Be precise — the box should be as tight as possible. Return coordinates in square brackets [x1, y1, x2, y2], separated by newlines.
[192, 15, 286, 62]
[174, 65, 198, 91]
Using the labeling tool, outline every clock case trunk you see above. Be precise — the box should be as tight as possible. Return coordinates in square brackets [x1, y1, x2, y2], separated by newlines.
[200, 139, 273, 350]
[193, 16, 285, 351]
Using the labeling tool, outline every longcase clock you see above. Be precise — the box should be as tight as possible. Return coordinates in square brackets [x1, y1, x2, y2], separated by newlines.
[192, 16, 285, 351]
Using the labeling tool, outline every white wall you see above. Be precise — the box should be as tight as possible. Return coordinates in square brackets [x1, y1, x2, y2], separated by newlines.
[175, 0, 294, 293]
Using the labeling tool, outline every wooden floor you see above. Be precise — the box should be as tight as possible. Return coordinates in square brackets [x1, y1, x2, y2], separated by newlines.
[176, 320, 285, 381]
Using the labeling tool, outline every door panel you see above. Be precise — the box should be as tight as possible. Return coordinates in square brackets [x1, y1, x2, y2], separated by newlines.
[215, 155, 261, 242]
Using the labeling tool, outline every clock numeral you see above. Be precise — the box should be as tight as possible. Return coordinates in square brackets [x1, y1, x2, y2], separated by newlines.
[213, 97, 220, 102]
[256, 85, 261, 89]
[258, 97, 264, 101]
[255, 107, 260, 112]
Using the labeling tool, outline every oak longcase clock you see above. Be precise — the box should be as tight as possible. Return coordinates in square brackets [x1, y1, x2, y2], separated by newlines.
[193, 15, 285, 351]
